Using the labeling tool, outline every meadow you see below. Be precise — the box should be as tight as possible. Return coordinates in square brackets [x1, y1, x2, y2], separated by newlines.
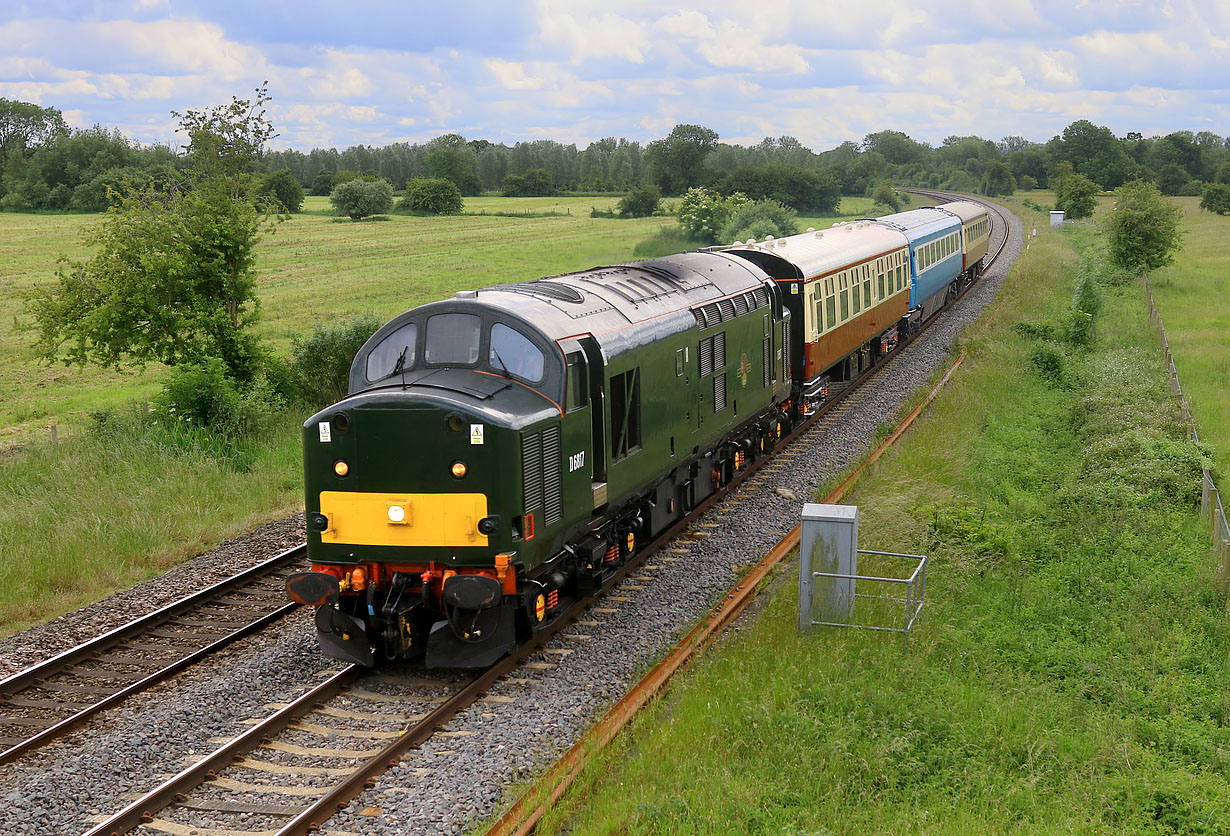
[531, 203, 1230, 835]
[0, 193, 881, 631]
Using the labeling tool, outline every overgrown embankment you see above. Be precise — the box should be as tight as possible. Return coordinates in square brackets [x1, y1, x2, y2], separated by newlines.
[534, 218, 1229, 835]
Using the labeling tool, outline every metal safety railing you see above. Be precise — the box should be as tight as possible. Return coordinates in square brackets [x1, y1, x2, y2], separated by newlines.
[800, 549, 927, 651]
[1143, 275, 1230, 580]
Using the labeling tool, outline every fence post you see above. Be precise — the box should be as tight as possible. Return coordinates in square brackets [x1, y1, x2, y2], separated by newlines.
[1205, 473, 1214, 519]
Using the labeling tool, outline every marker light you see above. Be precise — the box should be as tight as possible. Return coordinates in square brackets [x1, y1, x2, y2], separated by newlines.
[451, 461, 468, 478]
[333, 460, 350, 477]
[387, 505, 406, 523]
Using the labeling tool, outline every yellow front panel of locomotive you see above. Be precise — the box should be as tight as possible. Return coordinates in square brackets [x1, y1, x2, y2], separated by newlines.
[318, 491, 489, 547]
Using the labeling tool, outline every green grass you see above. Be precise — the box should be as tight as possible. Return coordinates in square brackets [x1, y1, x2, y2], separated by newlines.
[1144, 197, 1230, 478]
[528, 216, 1230, 835]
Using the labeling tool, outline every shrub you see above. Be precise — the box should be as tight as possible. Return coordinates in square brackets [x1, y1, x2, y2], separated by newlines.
[290, 314, 384, 408]
[617, 184, 661, 218]
[1029, 343, 1066, 386]
[1106, 180, 1183, 272]
[1200, 182, 1230, 215]
[872, 180, 901, 213]
[153, 358, 240, 431]
[258, 169, 305, 213]
[720, 199, 799, 243]
[399, 178, 463, 215]
[1054, 172, 1098, 219]
[677, 187, 749, 243]
[329, 178, 394, 219]
[502, 169, 555, 197]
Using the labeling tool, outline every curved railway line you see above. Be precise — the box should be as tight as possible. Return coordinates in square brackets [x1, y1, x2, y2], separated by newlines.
[71, 192, 1012, 836]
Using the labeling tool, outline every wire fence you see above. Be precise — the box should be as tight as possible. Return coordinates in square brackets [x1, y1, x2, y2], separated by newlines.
[1142, 275, 1230, 583]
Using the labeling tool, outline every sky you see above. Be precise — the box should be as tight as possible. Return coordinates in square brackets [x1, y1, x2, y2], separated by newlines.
[1, 0, 1227, 154]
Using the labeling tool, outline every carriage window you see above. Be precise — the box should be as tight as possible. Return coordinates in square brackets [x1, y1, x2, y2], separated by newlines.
[840, 289, 850, 320]
[864, 277, 872, 305]
[365, 321, 417, 382]
[852, 283, 861, 314]
[827, 295, 837, 327]
[490, 323, 544, 382]
[425, 313, 481, 364]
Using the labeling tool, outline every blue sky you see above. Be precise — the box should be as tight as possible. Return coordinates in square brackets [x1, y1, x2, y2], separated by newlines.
[1, 0, 1226, 153]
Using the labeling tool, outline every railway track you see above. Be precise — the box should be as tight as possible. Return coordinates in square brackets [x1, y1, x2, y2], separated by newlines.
[0, 545, 307, 767]
[81, 195, 1012, 836]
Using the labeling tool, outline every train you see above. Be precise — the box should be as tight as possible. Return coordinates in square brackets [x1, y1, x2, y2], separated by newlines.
[286, 200, 991, 667]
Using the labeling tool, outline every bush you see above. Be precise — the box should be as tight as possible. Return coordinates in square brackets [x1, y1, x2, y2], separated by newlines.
[399, 178, 463, 215]
[677, 187, 749, 243]
[1054, 172, 1098, 220]
[617, 184, 661, 218]
[1200, 182, 1230, 215]
[329, 178, 394, 219]
[258, 169, 305, 213]
[290, 314, 384, 408]
[1106, 180, 1183, 272]
[502, 169, 555, 197]
[632, 227, 705, 258]
[152, 358, 288, 438]
[720, 199, 799, 243]
[713, 163, 840, 213]
[872, 181, 901, 213]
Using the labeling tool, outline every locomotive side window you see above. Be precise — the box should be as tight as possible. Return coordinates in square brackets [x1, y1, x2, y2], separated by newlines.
[565, 352, 587, 411]
[490, 323, 544, 382]
[610, 368, 642, 462]
[425, 313, 481, 365]
[365, 321, 417, 381]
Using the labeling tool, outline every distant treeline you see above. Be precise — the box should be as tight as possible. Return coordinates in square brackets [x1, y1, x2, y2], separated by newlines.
[3, 96, 1229, 213]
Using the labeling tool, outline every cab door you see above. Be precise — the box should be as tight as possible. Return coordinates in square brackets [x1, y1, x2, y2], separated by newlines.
[559, 337, 608, 511]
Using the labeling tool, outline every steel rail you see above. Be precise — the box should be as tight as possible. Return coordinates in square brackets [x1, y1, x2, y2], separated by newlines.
[0, 544, 307, 766]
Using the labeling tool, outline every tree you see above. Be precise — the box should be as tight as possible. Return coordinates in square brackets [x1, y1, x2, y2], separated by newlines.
[1106, 180, 1183, 272]
[258, 168, 304, 212]
[1154, 163, 1189, 196]
[1046, 120, 1132, 188]
[1215, 162, 1230, 184]
[399, 177, 463, 214]
[644, 124, 718, 194]
[330, 178, 393, 219]
[27, 87, 280, 379]
[309, 170, 335, 195]
[0, 99, 67, 196]
[1199, 182, 1230, 215]
[1054, 171, 1098, 220]
[715, 163, 838, 213]
[426, 134, 482, 195]
[616, 183, 660, 218]
[980, 161, 1016, 197]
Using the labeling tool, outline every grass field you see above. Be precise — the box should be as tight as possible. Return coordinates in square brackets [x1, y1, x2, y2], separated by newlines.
[1143, 197, 1230, 478]
[530, 207, 1229, 835]
[1, 193, 885, 445]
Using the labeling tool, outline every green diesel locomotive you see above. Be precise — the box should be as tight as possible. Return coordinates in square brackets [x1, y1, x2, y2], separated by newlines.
[287, 252, 793, 667]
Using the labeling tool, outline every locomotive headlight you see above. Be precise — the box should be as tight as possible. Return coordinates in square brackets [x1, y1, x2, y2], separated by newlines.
[450, 461, 468, 479]
[387, 505, 406, 523]
[333, 460, 350, 477]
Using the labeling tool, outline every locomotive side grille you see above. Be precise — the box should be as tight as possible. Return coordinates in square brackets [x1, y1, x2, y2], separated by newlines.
[783, 321, 791, 379]
[733, 294, 749, 316]
[714, 331, 726, 369]
[763, 337, 771, 387]
[714, 373, 727, 412]
[756, 287, 769, 308]
[703, 302, 721, 325]
[699, 337, 714, 377]
[692, 308, 707, 329]
[522, 431, 543, 514]
[542, 425, 562, 525]
[718, 298, 737, 321]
